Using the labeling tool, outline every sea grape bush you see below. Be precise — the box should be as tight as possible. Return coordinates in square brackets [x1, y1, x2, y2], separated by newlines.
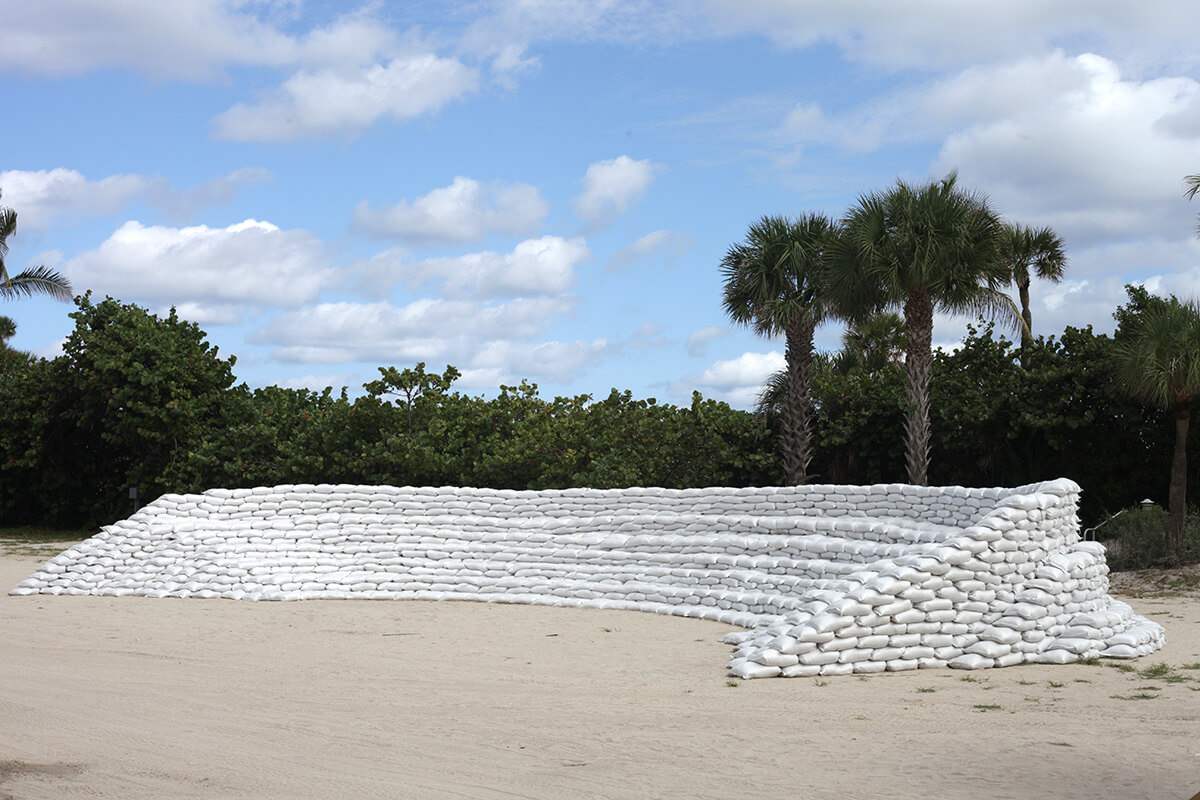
[0, 294, 1194, 537]
[0, 294, 236, 527]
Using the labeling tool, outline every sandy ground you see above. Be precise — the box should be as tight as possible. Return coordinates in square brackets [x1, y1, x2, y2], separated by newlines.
[2, 548, 1199, 800]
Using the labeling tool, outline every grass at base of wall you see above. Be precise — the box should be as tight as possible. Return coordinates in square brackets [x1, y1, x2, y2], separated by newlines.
[0, 527, 93, 543]
[0, 527, 91, 558]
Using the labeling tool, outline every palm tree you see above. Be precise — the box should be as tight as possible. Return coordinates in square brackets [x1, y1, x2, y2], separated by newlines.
[1000, 223, 1066, 352]
[832, 171, 1014, 485]
[838, 311, 906, 373]
[721, 213, 836, 484]
[0, 314, 33, 373]
[1111, 294, 1200, 556]
[1186, 173, 1199, 232]
[1, 190, 73, 301]
[754, 311, 904, 418]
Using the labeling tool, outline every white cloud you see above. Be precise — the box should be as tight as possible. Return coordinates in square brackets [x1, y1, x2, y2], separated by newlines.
[0, 1, 406, 80]
[487, 43, 541, 89]
[460, 339, 612, 387]
[698, 0, 1200, 70]
[145, 168, 273, 223]
[212, 55, 478, 142]
[1, 169, 149, 230]
[251, 293, 608, 386]
[350, 176, 548, 243]
[930, 53, 1200, 247]
[0, 0, 298, 79]
[773, 52, 1200, 249]
[350, 247, 411, 296]
[279, 374, 359, 393]
[908, 248, 1200, 354]
[626, 322, 666, 349]
[1144, 265, 1200, 303]
[295, 11, 401, 69]
[65, 219, 333, 319]
[686, 325, 726, 357]
[573, 156, 660, 225]
[0, 4, 475, 142]
[0, 167, 271, 230]
[166, 302, 245, 327]
[696, 351, 785, 389]
[1014, 238, 1200, 337]
[1065, 236, 1200, 282]
[34, 337, 67, 360]
[682, 350, 784, 408]
[9, 1, 1199, 85]
[608, 230, 691, 270]
[254, 296, 573, 363]
[460, 1, 696, 72]
[355, 236, 589, 299]
[417, 236, 588, 298]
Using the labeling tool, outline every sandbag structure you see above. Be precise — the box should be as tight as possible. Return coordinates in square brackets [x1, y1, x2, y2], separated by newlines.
[10, 479, 1164, 677]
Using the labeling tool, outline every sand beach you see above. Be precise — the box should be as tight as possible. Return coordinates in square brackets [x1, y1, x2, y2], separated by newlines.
[2, 550, 1198, 800]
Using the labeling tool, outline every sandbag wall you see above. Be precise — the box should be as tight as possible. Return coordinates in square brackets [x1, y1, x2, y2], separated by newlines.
[10, 479, 1164, 677]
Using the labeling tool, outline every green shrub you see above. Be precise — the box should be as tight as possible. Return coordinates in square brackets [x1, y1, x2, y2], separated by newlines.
[1096, 504, 1200, 571]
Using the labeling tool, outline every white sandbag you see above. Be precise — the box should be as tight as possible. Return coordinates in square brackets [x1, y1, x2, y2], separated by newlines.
[966, 640, 1011, 659]
[756, 650, 799, 668]
[1032, 649, 1077, 664]
[728, 660, 782, 679]
[781, 663, 822, 678]
[947, 653, 994, 670]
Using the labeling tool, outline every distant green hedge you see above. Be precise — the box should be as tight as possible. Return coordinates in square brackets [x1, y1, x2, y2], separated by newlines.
[1, 295, 1195, 550]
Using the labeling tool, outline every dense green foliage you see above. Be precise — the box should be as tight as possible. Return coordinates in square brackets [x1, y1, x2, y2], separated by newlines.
[0, 315, 35, 373]
[831, 172, 1017, 485]
[0, 298, 778, 528]
[0, 292, 1195, 559]
[1109, 287, 1200, 555]
[721, 213, 837, 484]
[1092, 503, 1200, 572]
[759, 318, 1193, 527]
[1, 294, 237, 527]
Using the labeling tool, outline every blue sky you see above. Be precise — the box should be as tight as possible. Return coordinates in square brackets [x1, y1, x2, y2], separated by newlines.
[3, 1, 1199, 407]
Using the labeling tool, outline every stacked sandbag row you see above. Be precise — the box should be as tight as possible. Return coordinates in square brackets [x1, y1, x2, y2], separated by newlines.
[9, 480, 1164, 676]
[726, 478, 1164, 677]
[7, 484, 974, 621]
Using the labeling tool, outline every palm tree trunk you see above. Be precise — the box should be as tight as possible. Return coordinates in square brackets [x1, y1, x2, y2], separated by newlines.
[904, 290, 934, 486]
[1018, 278, 1033, 343]
[781, 318, 816, 485]
[1167, 398, 1190, 556]
[1018, 276, 1033, 367]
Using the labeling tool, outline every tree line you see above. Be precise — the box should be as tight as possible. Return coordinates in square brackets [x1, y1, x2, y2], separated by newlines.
[0, 179, 1196, 556]
[721, 172, 1200, 557]
[0, 290, 1193, 534]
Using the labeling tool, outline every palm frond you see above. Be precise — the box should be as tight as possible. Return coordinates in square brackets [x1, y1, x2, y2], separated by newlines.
[754, 367, 789, 417]
[720, 213, 837, 337]
[1112, 294, 1200, 409]
[1187, 174, 1200, 236]
[946, 287, 1028, 338]
[0, 265, 74, 302]
[1184, 174, 1200, 201]
[1000, 223, 1067, 285]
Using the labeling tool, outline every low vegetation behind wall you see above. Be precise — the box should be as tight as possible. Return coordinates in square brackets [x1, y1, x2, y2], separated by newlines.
[0, 295, 1195, 539]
